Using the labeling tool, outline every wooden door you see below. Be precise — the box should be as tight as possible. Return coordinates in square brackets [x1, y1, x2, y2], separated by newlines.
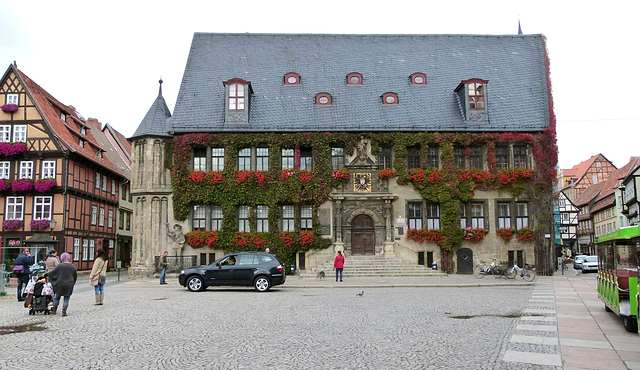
[352, 214, 375, 255]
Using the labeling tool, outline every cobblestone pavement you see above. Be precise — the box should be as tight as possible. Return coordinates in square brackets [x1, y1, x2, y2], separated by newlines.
[1, 271, 635, 369]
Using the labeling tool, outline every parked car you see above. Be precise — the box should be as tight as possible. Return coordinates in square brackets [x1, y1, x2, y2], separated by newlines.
[573, 255, 587, 269]
[581, 256, 599, 273]
[179, 252, 286, 292]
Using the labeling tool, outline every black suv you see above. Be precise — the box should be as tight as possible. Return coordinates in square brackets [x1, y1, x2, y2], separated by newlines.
[179, 252, 286, 292]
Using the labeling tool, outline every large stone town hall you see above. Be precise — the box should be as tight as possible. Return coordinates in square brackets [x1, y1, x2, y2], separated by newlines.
[129, 32, 558, 277]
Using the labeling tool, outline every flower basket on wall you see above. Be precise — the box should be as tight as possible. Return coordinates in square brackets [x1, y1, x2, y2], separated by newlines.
[496, 227, 516, 243]
[30, 219, 50, 231]
[34, 179, 57, 192]
[378, 168, 397, 180]
[516, 227, 535, 242]
[0, 179, 10, 192]
[11, 178, 34, 192]
[463, 227, 486, 243]
[185, 230, 219, 248]
[1, 104, 18, 113]
[3, 219, 22, 231]
[0, 142, 28, 157]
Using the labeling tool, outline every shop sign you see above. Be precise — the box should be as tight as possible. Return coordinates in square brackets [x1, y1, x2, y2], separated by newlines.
[7, 238, 21, 247]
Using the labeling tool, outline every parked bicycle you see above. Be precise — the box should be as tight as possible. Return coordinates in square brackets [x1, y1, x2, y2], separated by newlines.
[473, 258, 503, 279]
[505, 263, 536, 282]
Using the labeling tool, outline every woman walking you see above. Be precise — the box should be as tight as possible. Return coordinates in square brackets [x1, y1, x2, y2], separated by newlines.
[44, 250, 60, 273]
[89, 249, 109, 305]
[48, 252, 77, 316]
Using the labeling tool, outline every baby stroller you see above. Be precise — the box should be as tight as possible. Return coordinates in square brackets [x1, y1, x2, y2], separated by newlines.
[24, 274, 54, 315]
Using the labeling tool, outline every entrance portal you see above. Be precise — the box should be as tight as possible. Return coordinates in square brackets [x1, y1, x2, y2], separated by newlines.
[351, 214, 375, 255]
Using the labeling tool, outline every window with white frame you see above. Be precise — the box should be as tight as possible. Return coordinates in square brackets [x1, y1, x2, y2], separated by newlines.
[73, 238, 80, 261]
[256, 148, 269, 171]
[238, 148, 251, 170]
[108, 240, 114, 249]
[300, 148, 313, 171]
[211, 206, 223, 231]
[0, 161, 9, 179]
[192, 205, 206, 230]
[256, 205, 269, 232]
[78, 139, 84, 148]
[516, 203, 529, 229]
[91, 205, 98, 225]
[19, 161, 33, 179]
[111, 179, 115, 195]
[470, 203, 485, 228]
[6, 196, 24, 220]
[331, 148, 344, 170]
[80, 127, 86, 135]
[211, 148, 225, 171]
[301, 205, 313, 230]
[12, 125, 27, 142]
[497, 202, 511, 228]
[426, 203, 441, 230]
[228, 83, 245, 111]
[237, 206, 250, 232]
[6, 94, 18, 105]
[102, 175, 107, 191]
[42, 160, 56, 179]
[108, 209, 113, 228]
[282, 205, 295, 232]
[99, 207, 105, 226]
[0, 125, 10, 142]
[89, 240, 95, 260]
[33, 196, 52, 220]
[95, 172, 100, 189]
[282, 149, 294, 170]
[82, 239, 89, 261]
[193, 148, 207, 171]
[408, 202, 423, 229]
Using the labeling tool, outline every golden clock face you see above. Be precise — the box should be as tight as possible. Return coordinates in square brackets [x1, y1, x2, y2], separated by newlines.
[353, 173, 372, 192]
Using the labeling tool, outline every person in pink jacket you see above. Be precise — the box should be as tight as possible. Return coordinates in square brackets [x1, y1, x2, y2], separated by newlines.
[334, 250, 345, 282]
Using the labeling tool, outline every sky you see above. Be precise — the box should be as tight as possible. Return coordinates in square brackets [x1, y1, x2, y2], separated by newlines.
[1, 0, 638, 170]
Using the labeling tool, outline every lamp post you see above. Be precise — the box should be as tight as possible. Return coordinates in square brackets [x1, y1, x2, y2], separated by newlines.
[49, 218, 57, 230]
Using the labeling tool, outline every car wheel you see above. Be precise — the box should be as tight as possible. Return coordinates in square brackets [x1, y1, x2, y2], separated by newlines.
[187, 276, 205, 292]
[605, 303, 612, 312]
[254, 276, 271, 292]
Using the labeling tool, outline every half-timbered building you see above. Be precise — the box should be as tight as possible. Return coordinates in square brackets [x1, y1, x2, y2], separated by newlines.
[130, 33, 558, 277]
[0, 64, 129, 270]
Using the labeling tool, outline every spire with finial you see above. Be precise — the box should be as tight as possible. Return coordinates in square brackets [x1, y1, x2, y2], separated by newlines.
[517, 17, 523, 35]
[158, 77, 163, 97]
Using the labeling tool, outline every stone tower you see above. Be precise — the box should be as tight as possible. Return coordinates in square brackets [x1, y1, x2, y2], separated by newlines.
[129, 80, 173, 277]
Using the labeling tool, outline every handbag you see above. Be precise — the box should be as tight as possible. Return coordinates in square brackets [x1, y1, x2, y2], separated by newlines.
[13, 265, 25, 274]
[98, 275, 106, 285]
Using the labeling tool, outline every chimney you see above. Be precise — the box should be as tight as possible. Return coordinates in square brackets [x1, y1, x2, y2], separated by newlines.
[87, 117, 103, 129]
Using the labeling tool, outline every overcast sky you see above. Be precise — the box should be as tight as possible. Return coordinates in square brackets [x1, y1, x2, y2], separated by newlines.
[1, 0, 638, 170]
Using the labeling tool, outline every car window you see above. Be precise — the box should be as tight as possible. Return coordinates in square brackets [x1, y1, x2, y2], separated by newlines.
[219, 256, 237, 265]
[584, 256, 597, 262]
[260, 255, 273, 263]
[237, 255, 258, 265]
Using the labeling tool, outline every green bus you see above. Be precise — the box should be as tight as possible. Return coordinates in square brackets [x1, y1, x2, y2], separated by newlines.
[596, 225, 640, 333]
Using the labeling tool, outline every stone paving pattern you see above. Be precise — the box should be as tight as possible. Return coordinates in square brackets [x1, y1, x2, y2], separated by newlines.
[0, 269, 638, 369]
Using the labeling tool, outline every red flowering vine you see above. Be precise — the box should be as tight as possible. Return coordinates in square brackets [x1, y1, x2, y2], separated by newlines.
[296, 230, 315, 247]
[406, 228, 447, 245]
[280, 232, 294, 248]
[232, 231, 268, 250]
[255, 171, 269, 185]
[186, 230, 220, 248]
[516, 227, 535, 242]
[331, 169, 350, 180]
[497, 169, 534, 185]
[280, 169, 293, 180]
[233, 170, 254, 184]
[299, 169, 314, 183]
[378, 168, 397, 180]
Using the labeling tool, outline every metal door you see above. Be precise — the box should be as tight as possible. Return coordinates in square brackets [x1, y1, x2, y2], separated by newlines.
[457, 248, 474, 274]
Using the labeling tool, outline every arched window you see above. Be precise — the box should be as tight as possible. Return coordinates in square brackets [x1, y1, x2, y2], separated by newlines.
[222, 78, 251, 111]
[410, 72, 427, 85]
[381, 92, 398, 105]
[315, 93, 332, 106]
[346, 72, 363, 86]
[284, 72, 300, 86]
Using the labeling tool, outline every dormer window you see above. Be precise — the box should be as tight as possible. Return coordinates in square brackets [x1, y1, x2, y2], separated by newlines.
[60, 112, 66, 122]
[80, 127, 86, 135]
[346, 72, 363, 86]
[382, 92, 398, 105]
[97, 150, 102, 158]
[223, 78, 252, 112]
[315, 93, 332, 106]
[284, 73, 300, 86]
[411, 73, 427, 85]
[79, 139, 84, 148]
[468, 82, 485, 109]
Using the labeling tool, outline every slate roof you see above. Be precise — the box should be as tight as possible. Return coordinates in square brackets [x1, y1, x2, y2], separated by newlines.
[169, 33, 552, 133]
[131, 80, 172, 139]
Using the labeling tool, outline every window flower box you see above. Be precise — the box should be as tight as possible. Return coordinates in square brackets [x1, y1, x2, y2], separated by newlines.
[185, 230, 219, 248]
[496, 227, 516, 243]
[516, 227, 535, 242]
[0, 142, 28, 157]
[11, 178, 34, 192]
[30, 219, 50, 231]
[331, 169, 350, 180]
[378, 168, 397, 180]
[3, 219, 22, 231]
[1, 104, 18, 113]
[34, 179, 57, 192]
[0, 179, 10, 192]
[463, 227, 486, 243]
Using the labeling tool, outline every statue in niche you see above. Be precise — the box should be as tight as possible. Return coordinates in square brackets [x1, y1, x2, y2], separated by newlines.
[167, 223, 185, 256]
[356, 137, 369, 162]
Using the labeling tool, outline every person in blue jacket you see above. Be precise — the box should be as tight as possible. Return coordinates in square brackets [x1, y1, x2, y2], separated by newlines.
[14, 248, 34, 301]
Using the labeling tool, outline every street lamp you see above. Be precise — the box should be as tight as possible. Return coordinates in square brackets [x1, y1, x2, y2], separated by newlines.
[49, 218, 57, 229]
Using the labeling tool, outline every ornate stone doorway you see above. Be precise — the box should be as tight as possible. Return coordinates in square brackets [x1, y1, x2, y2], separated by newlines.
[351, 214, 375, 255]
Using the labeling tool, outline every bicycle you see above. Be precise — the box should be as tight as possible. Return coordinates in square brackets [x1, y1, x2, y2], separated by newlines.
[505, 263, 536, 282]
[473, 258, 501, 279]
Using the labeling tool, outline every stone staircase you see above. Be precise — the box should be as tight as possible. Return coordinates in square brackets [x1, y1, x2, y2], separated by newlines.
[299, 255, 445, 278]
